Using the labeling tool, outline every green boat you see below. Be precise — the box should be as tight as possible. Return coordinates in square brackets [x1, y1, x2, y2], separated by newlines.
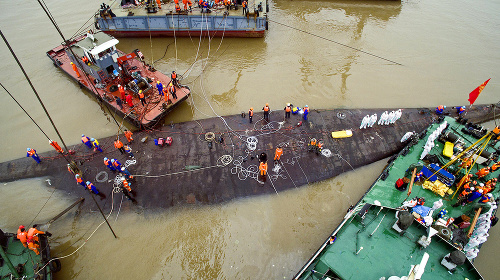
[0, 229, 59, 279]
[295, 115, 500, 280]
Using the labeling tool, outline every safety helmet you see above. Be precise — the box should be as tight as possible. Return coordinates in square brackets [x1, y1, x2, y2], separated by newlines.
[487, 193, 493, 198]
[172, 70, 175, 73]
[479, 189, 483, 193]
[470, 187, 475, 191]
[250, 107, 253, 110]
[111, 159, 115, 162]
[305, 105, 309, 107]
[480, 183, 485, 187]
[139, 90, 142, 93]
[82, 134, 85, 137]
[444, 106, 447, 108]
[121, 177, 125, 181]
[86, 181, 90, 185]
[266, 103, 269, 106]
[461, 106, 465, 109]
[27, 148, 30, 151]
[70, 62, 74, 64]
[104, 157, 108, 160]
[157, 81, 160, 84]
[121, 167, 125, 171]
[287, 103, 290, 106]
[90, 138, 95, 141]
[19, 225, 25, 229]
[75, 174, 80, 177]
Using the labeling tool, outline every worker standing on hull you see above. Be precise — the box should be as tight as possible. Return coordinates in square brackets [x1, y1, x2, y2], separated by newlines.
[17, 226, 28, 248]
[139, 90, 146, 106]
[263, 103, 270, 122]
[156, 81, 164, 96]
[303, 105, 309, 121]
[49, 140, 64, 154]
[124, 129, 134, 143]
[27, 148, 41, 163]
[284, 103, 292, 119]
[274, 147, 283, 161]
[114, 137, 125, 154]
[91, 138, 103, 152]
[104, 157, 115, 172]
[248, 107, 254, 123]
[81, 134, 92, 149]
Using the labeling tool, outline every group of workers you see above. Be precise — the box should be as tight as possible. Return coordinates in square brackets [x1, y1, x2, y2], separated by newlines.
[435, 105, 466, 115]
[16, 224, 51, 255]
[248, 103, 310, 123]
[453, 164, 499, 207]
[308, 138, 323, 155]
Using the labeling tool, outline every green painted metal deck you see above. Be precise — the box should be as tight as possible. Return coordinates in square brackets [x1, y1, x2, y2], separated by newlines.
[296, 116, 500, 279]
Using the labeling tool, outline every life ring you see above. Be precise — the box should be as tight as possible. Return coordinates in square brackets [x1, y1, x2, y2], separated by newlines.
[49, 259, 62, 273]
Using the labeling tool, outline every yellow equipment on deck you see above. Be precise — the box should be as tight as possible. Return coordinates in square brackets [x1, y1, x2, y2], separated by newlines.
[331, 130, 353, 139]
[443, 141, 454, 158]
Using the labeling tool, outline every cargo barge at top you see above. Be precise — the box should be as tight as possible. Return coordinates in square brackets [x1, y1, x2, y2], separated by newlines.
[95, 0, 268, 38]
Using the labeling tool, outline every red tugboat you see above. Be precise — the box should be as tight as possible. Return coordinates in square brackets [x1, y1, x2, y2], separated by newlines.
[46, 31, 190, 128]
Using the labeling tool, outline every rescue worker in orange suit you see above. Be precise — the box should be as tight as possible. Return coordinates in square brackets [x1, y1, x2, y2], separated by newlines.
[126, 94, 133, 108]
[274, 147, 283, 161]
[183, 0, 188, 10]
[27, 148, 41, 164]
[248, 107, 254, 123]
[156, 0, 162, 8]
[70, 62, 81, 78]
[81, 134, 92, 149]
[121, 177, 137, 198]
[17, 225, 28, 248]
[81, 55, 90, 66]
[114, 137, 125, 154]
[49, 140, 64, 154]
[284, 103, 292, 119]
[139, 90, 146, 106]
[175, 3, 181, 12]
[436, 105, 446, 115]
[259, 161, 268, 176]
[316, 140, 323, 155]
[475, 167, 490, 179]
[262, 103, 270, 121]
[27, 225, 48, 244]
[187, 0, 193, 12]
[491, 161, 500, 171]
[124, 129, 133, 143]
[119, 85, 126, 100]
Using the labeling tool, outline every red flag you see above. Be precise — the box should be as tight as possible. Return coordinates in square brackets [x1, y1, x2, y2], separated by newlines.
[468, 78, 491, 105]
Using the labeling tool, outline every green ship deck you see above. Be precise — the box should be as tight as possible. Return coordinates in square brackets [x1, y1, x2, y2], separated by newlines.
[295, 116, 500, 279]
[0, 231, 54, 279]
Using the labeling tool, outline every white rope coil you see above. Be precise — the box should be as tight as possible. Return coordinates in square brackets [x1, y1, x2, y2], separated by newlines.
[321, 149, 332, 157]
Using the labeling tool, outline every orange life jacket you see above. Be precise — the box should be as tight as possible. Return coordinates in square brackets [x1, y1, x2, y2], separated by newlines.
[259, 162, 267, 171]
[249, 109, 253, 116]
[124, 131, 133, 141]
[139, 92, 144, 99]
[27, 149, 35, 156]
[82, 136, 89, 143]
[285, 106, 291, 112]
[72, 63, 78, 72]
[27, 228, 43, 242]
[264, 106, 269, 112]
[76, 176, 83, 184]
[275, 148, 283, 157]
[122, 180, 131, 191]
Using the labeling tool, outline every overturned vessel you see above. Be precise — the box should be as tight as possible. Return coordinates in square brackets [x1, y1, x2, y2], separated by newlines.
[95, 0, 268, 38]
[46, 31, 190, 128]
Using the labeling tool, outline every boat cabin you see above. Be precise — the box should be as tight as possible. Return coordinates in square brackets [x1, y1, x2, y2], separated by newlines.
[66, 32, 120, 84]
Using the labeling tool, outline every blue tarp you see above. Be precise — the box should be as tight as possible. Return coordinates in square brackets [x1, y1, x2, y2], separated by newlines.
[420, 164, 455, 186]
[412, 205, 431, 217]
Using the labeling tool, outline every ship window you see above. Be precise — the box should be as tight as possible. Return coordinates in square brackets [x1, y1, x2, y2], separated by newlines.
[106, 65, 115, 75]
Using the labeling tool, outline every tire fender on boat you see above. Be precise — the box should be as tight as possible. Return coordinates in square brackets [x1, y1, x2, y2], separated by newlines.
[49, 259, 62, 273]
